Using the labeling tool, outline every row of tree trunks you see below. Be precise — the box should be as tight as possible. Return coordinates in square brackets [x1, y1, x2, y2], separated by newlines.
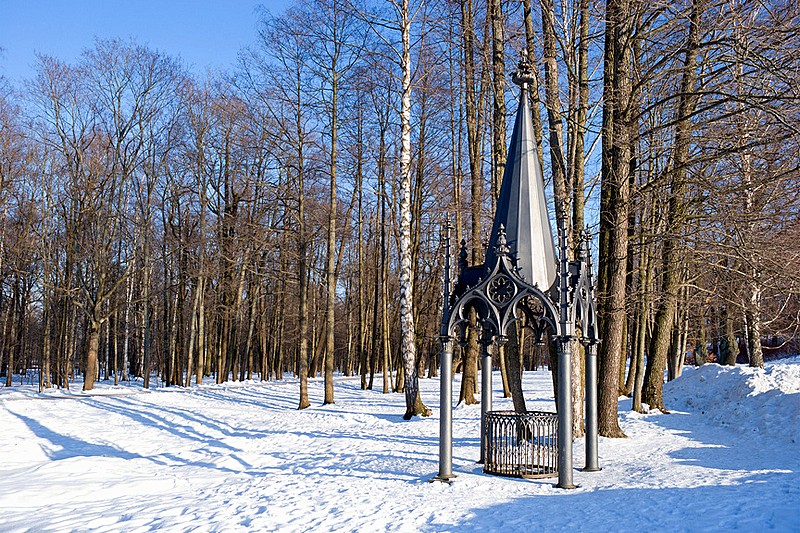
[0, 2, 795, 438]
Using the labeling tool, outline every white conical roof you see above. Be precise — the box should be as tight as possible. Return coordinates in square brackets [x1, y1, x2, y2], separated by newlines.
[484, 77, 557, 289]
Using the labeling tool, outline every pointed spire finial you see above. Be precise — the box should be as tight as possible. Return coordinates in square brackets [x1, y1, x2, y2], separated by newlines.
[459, 238, 469, 271]
[512, 53, 535, 87]
[484, 48, 556, 290]
[577, 228, 588, 262]
[495, 224, 510, 256]
[583, 225, 595, 272]
[442, 215, 453, 273]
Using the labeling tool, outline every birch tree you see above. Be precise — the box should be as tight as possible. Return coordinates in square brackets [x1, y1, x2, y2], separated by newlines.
[392, 0, 431, 419]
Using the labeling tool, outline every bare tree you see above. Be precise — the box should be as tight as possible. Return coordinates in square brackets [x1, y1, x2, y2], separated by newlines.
[597, 0, 634, 438]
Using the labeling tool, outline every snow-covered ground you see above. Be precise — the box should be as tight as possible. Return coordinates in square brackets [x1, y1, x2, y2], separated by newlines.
[1, 359, 798, 532]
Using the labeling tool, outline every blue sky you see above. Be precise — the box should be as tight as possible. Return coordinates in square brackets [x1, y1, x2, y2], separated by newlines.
[0, 0, 290, 84]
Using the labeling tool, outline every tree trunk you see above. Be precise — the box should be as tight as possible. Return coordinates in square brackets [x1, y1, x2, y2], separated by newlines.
[721, 304, 739, 365]
[111, 310, 118, 385]
[368, 217, 379, 391]
[41, 294, 52, 391]
[632, 214, 654, 412]
[197, 278, 206, 385]
[122, 273, 131, 382]
[746, 282, 764, 368]
[521, 0, 545, 166]
[142, 264, 152, 389]
[185, 278, 201, 387]
[669, 293, 689, 380]
[460, 0, 484, 408]
[84, 319, 101, 391]
[398, 0, 430, 419]
[541, 0, 585, 437]
[381, 155, 391, 395]
[463, 0, 482, 269]
[505, 320, 527, 412]
[4, 281, 17, 388]
[244, 290, 256, 381]
[323, 68, 338, 405]
[696, 312, 708, 365]
[597, 0, 631, 438]
[571, 0, 590, 245]
[459, 308, 480, 405]
[643, 0, 702, 412]
[297, 206, 310, 408]
[356, 107, 367, 390]
[498, 345, 511, 398]
[540, 0, 569, 221]
[103, 311, 111, 381]
[489, 0, 506, 203]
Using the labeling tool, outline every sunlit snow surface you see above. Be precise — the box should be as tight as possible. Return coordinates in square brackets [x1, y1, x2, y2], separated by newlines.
[1, 359, 798, 532]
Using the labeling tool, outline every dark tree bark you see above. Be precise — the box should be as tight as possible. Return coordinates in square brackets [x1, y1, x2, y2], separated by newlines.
[505, 321, 527, 412]
[597, 0, 632, 438]
[643, 0, 703, 412]
[489, 0, 506, 203]
[459, 0, 481, 406]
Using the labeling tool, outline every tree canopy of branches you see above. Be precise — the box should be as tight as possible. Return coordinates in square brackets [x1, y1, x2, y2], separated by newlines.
[0, 1, 796, 432]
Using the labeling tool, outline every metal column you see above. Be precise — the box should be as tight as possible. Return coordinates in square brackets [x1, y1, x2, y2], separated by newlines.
[479, 339, 493, 464]
[433, 338, 455, 482]
[556, 339, 576, 488]
[583, 342, 601, 472]
[556, 214, 576, 489]
[432, 217, 456, 483]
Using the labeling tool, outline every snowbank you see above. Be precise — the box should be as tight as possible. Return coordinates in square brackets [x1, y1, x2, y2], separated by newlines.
[664, 356, 800, 444]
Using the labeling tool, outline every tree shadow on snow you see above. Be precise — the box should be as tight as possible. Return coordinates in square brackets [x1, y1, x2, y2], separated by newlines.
[436, 407, 800, 532]
[86, 398, 455, 482]
[436, 477, 800, 533]
[641, 410, 799, 474]
[8, 410, 143, 462]
[92, 399, 242, 452]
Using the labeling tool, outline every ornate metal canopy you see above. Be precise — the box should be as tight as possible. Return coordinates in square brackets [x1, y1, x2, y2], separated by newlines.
[433, 57, 601, 489]
[445, 225, 561, 345]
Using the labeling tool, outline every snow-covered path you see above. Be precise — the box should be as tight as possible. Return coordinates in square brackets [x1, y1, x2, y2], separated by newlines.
[0, 363, 798, 532]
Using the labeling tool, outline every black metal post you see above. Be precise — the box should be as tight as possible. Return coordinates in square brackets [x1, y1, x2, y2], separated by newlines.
[479, 336, 493, 464]
[433, 218, 456, 483]
[433, 337, 456, 482]
[582, 227, 601, 473]
[556, 213, 576, 489]
[583, 341, 600, 472]
[556, 339, 575, 488]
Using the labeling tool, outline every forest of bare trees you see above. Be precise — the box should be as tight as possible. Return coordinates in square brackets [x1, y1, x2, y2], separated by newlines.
[0, 0, 797, 433]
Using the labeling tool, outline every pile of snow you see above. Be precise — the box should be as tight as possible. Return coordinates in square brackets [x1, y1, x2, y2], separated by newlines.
[665, 356, 800, 444]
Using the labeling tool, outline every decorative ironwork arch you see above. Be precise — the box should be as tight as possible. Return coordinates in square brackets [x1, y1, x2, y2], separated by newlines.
[445, 228, 562, 343]
[569, 230, 600, 345]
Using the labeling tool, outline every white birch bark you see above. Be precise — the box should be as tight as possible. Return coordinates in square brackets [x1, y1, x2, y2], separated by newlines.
[397, 0, 429, 419]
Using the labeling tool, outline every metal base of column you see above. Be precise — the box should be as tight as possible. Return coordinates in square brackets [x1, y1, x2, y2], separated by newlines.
[429, 474, 457, 484]
[554, 483, 578, 489]
[582, 466, 602, 472]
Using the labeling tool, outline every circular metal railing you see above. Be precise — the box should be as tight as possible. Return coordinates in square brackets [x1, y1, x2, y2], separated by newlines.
[483, 410, 559, 479]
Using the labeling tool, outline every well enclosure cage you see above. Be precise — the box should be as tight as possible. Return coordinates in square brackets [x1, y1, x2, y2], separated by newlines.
[483, 410, 559, 479]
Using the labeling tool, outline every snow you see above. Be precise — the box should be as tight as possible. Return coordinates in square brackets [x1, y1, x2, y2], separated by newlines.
[665, 357, 800, 446]
[1, 360, 798, 532]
